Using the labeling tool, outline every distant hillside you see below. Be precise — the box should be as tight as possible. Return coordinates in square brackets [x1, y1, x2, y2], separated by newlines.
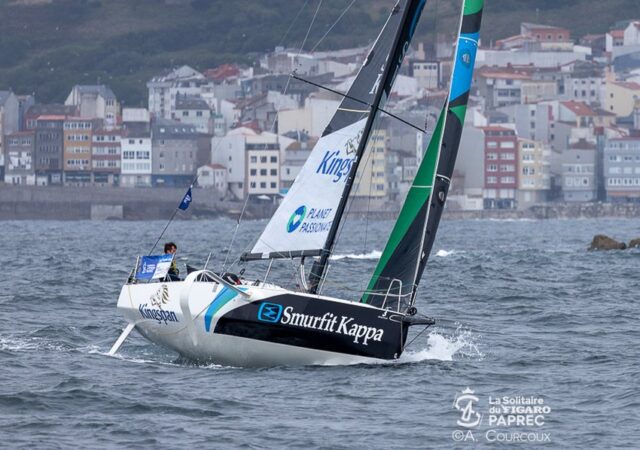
[0, 0, 637, 105]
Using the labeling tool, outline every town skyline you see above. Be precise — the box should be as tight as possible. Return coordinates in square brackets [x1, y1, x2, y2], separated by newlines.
[1, 17, 640, 218]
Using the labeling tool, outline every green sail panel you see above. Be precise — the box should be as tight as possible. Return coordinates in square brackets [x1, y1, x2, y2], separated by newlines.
[361, 111, 445, 304]
[362, 0, 483, 307]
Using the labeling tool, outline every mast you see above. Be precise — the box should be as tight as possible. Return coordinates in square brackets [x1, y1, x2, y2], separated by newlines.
[242, 0, 425, 264]
[362, 0, 484, 307]
[308, 0, 427, 294]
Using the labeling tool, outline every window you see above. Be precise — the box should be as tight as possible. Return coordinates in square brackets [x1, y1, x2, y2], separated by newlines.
[260, 156, 267, 163]
[487, 141, 498, 149]
[250, 182, 256, 188]
[182, 111, 189, 117]
[260, 182, 266, 188]
[487, 176, 497, 184]
[270, 169, 277, 176]
[270, 156, 278, 163]
[488, 164, 498, 172]
[196, 111, 203, 117]
[260, 169, 267, 176]
[487, 153, 498, 160]
[250, 169, 257, 176]
[270, 182, 277, 188]
[250, 156, 257, 163]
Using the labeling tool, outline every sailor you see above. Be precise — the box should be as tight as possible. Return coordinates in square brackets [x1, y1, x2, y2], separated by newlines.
[164, 242, 181, 281]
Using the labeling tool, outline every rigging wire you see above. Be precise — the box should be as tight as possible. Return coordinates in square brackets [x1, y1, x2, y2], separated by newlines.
[404, 323, 433, 349]
[277, 0, 311, 49]
[309, 0, 358, 53]
[215, 0, 321, 273]
[296, 0, 324, 58]
[221, 194, 250, 273]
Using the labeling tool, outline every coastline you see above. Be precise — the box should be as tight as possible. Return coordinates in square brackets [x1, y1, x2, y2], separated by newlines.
[1, 185, 640, 220]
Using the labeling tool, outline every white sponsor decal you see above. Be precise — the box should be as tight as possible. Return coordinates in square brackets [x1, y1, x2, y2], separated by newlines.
[280, 306, 384, 345]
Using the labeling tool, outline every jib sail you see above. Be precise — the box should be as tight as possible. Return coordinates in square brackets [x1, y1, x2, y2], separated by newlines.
[362, 0, 484, 307]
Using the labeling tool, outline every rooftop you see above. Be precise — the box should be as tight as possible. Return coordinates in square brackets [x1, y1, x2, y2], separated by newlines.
[152, 118, 198, 138]
[26, 104, 77, 117]
[612, 81, 640, 90]
[0, 90, 13, 106]
[204, 64, 241, 83]
[72, 84, 116, 100]
[175, 94, 209, 111]
[560, 100, 597, 116]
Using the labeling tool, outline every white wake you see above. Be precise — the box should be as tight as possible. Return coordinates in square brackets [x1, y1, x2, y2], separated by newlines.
[330, 250, 382, 260]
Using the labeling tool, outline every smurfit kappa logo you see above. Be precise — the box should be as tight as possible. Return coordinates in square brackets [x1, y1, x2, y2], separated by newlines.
[287, 205, 307, 233]
[258, 303, 284, 323]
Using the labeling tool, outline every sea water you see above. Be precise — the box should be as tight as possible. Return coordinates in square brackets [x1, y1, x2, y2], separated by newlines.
[0, 218, 638, 448]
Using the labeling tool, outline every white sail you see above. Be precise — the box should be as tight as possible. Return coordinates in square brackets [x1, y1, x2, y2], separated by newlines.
[249, 118, 367, 258]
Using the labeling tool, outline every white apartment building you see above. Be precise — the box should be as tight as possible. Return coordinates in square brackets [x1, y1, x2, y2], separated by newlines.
[120, 133, 152, 187]
[212, 127, 294, 200]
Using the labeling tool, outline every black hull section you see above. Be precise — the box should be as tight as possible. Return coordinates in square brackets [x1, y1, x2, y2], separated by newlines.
[215, 294, 408, 360]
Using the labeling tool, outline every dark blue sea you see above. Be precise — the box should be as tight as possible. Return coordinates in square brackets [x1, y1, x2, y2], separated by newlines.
[1, 218, 638, 449]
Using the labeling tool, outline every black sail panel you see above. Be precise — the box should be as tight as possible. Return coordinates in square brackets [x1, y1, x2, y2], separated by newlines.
[362, 0, 484, 307]
[309, 0, 427, 292]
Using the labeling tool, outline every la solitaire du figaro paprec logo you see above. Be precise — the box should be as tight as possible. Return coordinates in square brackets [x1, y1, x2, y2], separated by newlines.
[454, 387, 483, 428]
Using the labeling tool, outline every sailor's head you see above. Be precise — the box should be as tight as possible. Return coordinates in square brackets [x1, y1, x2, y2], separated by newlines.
[164, 242, 177, 254]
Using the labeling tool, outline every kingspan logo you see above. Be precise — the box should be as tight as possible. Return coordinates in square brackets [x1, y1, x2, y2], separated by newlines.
[316, 151, 355, 183]
[256, 304, 384, 346]
[287, 205, 307, 233]
[139, 304, 179, 325]
[315, 128, 364, 183]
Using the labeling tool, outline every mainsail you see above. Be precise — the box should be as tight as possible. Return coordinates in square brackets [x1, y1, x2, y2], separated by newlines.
[362, 0, 484, 307]
[244, 0, 427, 261]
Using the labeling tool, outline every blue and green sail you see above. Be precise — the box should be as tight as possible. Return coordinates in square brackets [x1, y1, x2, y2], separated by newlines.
[362, 0, 484, 307]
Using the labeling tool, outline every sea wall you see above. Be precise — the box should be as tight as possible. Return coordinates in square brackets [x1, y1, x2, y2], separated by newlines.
[1, 186, 640, 220]
[0, 185, 276, 220]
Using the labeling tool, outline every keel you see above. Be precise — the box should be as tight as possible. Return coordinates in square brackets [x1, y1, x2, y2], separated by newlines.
[108, 322, 135, 356]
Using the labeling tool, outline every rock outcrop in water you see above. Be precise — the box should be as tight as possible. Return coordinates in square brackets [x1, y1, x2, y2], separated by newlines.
[589, 235, 627, 250]
[629, 238, 640, 249]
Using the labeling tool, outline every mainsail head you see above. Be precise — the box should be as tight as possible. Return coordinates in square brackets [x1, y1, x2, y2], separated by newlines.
[244, 0, 425, 261]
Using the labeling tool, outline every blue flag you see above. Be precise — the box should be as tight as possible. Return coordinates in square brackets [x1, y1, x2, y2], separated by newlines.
[179, 187, 193, 211]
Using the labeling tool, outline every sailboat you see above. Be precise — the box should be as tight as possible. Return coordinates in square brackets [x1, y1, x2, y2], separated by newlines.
[111, 0, 484, 366]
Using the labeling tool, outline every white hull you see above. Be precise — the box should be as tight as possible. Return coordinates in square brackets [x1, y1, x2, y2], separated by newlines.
[116, 272, 406, 367]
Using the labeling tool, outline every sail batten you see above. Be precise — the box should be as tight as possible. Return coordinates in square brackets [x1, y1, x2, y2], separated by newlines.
[362, 0, 484, 307]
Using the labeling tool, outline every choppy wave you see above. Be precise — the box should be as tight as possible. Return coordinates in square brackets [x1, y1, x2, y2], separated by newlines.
[400, 328, 484, 362]
[330, 250, 382, 260]
[435, 249, 465, 257]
